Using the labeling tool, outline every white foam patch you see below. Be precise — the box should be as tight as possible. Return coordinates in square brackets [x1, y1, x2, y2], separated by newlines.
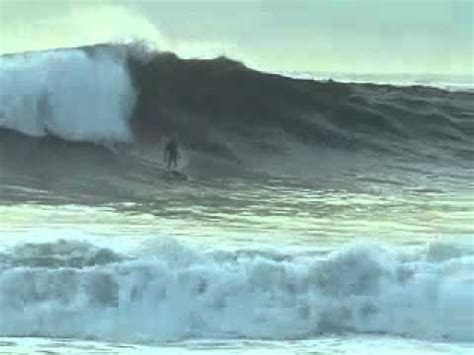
[0, 47, 135, 143]
[0, 240, 472, 343]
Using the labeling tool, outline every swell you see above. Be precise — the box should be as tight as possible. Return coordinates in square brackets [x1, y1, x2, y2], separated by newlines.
[0, 239, 472, 342]
[0, 43, 472, 156]
[127, 49, 474, 159]
[0, 43, 473, 197]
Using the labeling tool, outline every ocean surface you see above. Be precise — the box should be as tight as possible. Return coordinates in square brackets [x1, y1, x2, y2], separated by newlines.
[0, 44, 473, 354]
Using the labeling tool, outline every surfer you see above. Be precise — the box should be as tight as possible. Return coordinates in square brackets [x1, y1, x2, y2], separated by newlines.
[164, 136, 180, 169]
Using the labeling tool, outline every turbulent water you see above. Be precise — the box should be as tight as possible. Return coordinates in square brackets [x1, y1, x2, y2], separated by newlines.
[0, 44, 473, 354]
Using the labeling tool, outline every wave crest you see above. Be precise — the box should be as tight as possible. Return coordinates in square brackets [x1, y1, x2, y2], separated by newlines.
[1, 42, 472, 159]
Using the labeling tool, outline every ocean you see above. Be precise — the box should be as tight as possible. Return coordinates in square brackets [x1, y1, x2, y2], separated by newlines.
[0, 44, 473, 354]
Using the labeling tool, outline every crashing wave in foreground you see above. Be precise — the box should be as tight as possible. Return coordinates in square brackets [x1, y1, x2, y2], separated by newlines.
[0, 240, 472, 343]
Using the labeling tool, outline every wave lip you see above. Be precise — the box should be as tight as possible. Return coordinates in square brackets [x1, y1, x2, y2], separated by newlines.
[0, 240, 472, 343]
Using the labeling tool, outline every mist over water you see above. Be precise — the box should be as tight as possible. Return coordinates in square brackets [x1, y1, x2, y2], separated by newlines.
[0, 43, 473, 350]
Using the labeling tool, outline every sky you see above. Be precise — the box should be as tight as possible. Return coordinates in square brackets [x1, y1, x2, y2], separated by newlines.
[0, 0, 472, 76]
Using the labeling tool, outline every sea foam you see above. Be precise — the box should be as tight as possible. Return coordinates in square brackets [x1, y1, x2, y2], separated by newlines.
[0, 240, 472, 342]
[0, 47, 135, 143]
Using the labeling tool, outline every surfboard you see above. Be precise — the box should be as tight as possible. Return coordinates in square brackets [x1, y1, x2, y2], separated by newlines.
[164, 169, 188, 181]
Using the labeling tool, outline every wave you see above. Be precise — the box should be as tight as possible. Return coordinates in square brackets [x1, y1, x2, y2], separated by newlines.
[287, 71, 474, 93]
[127, 50, 473, 161]
[1, 43, 472, 158]
[0, 45, 135, 143]
[0, 239, 472, 343]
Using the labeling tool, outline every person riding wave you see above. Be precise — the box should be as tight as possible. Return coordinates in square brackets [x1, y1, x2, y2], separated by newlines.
[163, 136, 180, 169]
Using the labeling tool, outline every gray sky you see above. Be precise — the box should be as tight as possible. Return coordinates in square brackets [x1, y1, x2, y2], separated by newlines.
[1, 0, 472, 75]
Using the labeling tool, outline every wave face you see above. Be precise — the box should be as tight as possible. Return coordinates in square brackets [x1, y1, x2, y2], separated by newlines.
[0, 45, 135, 143]
[126, 50, 474, 161]
[0, 240, 472, 342]
[0, 43, 472, 160]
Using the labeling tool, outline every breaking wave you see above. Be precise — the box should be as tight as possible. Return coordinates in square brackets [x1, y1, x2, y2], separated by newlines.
[0, 239, 472, 343]
[0, 43, 472, 159]
[0, 45, 135, 143]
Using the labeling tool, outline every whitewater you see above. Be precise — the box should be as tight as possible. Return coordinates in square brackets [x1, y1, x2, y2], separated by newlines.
[0, 44, 473, 354]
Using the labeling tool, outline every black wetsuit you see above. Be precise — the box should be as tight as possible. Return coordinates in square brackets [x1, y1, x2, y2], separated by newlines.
[164, 139, 179, 169]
